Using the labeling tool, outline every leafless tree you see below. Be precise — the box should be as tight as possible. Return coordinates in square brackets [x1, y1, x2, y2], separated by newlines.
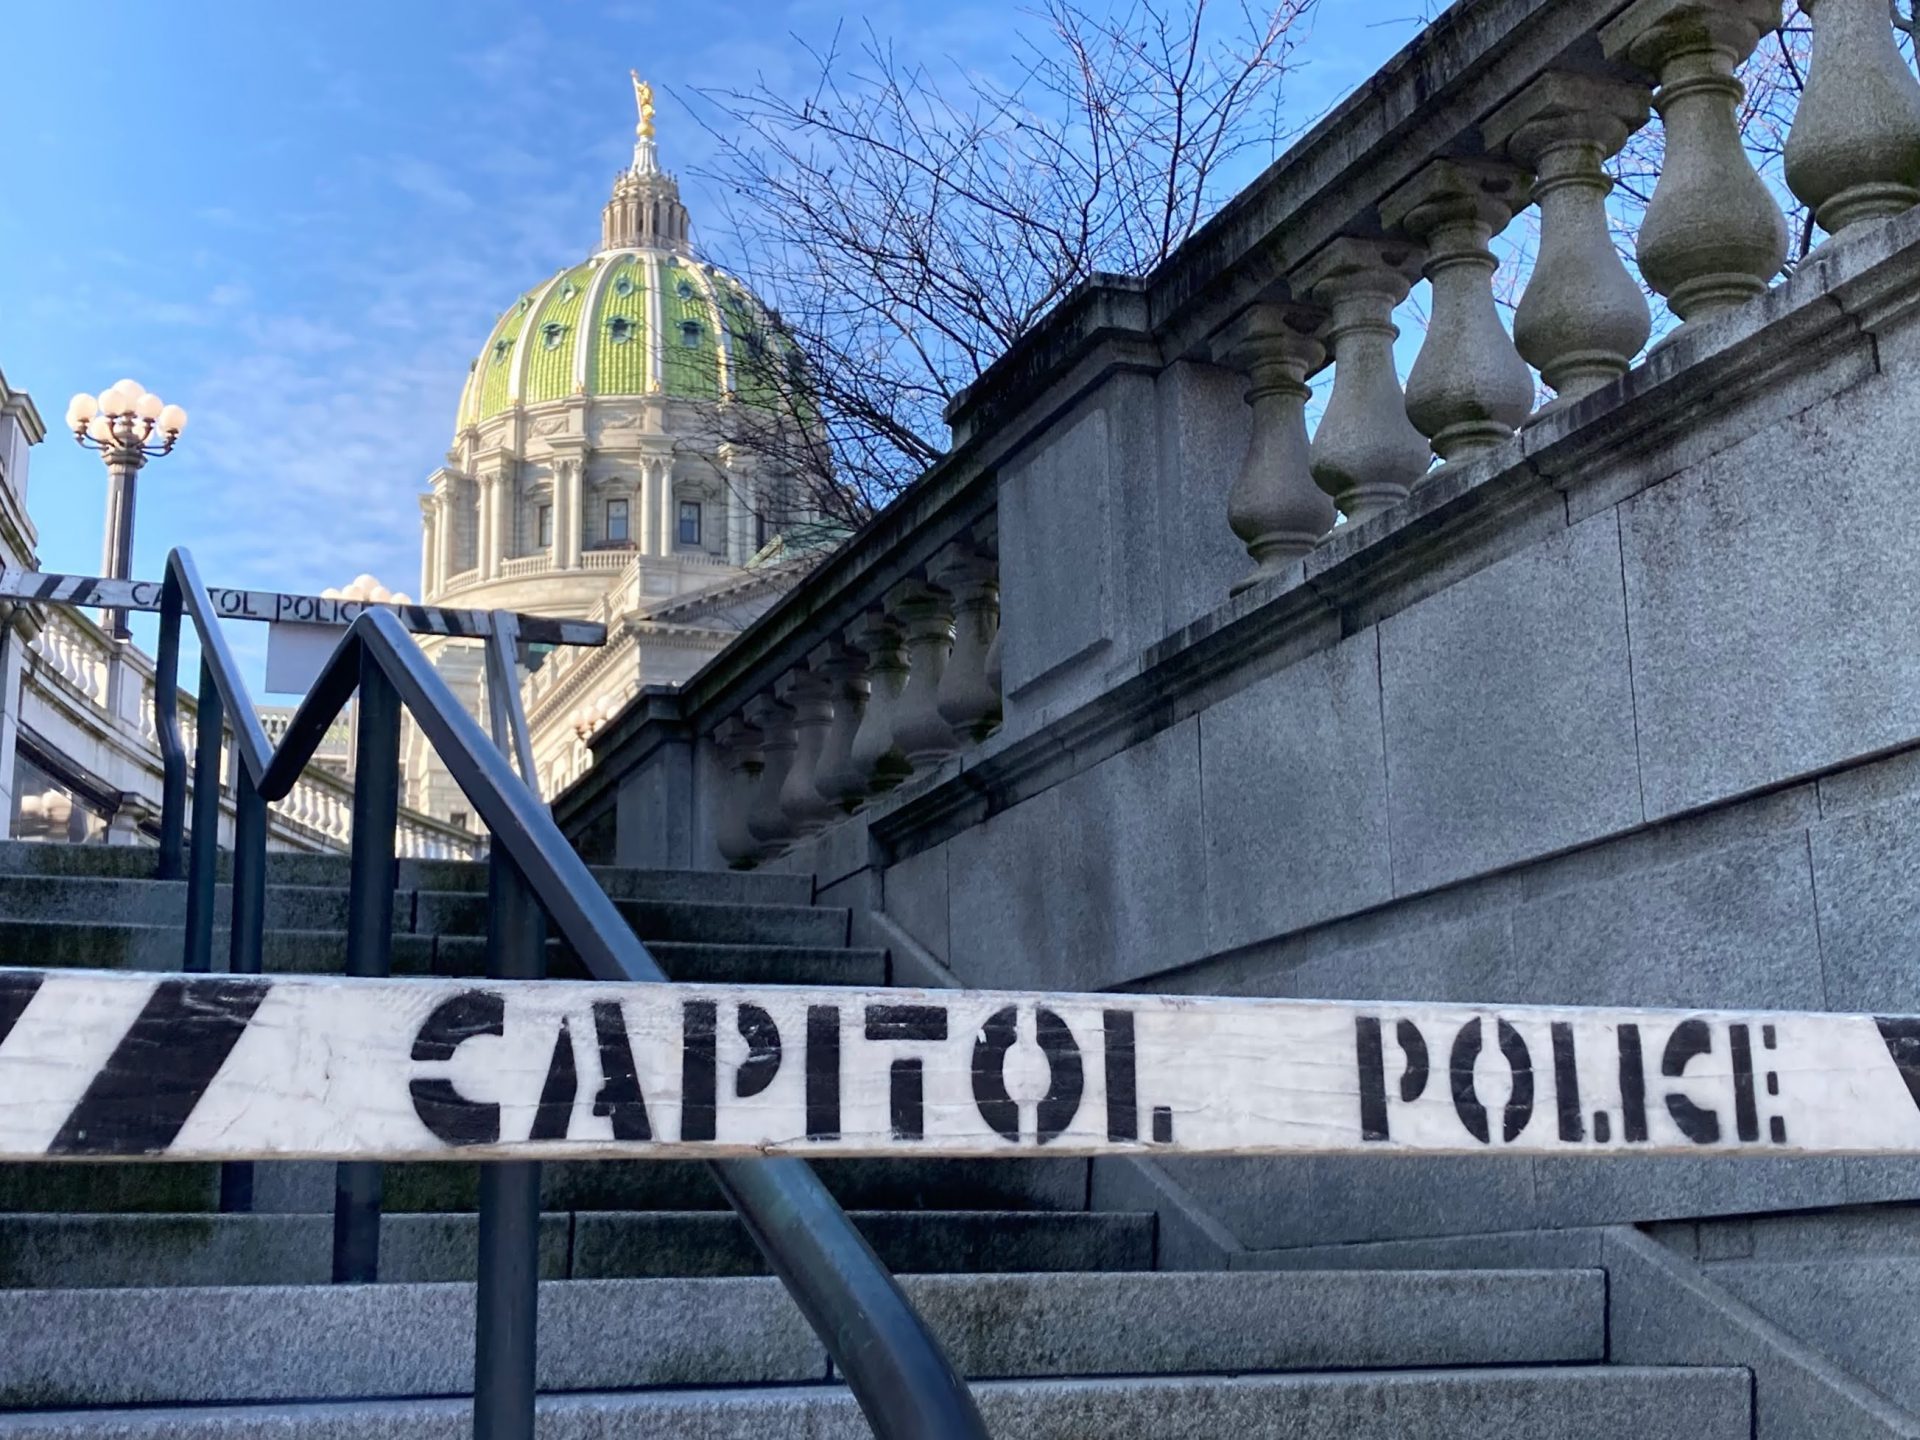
[688, 0, 1320, 525]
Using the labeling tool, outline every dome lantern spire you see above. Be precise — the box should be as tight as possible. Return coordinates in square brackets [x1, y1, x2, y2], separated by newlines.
[602, 73, 689, 251]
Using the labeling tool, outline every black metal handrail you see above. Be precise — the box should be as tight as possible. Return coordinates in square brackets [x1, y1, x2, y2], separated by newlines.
[151, 546, 989, 1440]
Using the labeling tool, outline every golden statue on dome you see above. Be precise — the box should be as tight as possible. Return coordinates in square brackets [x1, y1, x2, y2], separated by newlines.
[631, 71, 656, 140]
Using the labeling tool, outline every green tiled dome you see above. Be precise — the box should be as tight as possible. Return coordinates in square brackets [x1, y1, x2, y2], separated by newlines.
[455, 246, 792, 429]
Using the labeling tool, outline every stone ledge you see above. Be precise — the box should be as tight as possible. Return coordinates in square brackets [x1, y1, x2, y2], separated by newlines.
[864, 207, 1920, 871]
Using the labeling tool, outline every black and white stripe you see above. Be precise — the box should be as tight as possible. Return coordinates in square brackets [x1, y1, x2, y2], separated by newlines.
[0, 568, 606, 648]
[4, 967, 1920, 1163]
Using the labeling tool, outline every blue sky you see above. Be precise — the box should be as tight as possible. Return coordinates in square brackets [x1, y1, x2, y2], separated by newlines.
[0, 1, 1422, 675]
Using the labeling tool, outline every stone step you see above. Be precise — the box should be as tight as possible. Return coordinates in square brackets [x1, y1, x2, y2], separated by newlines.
[0, 1155, 1090, 1217]
[0, 1209, 1154, 1288]
[0, 919, 885, 985]
[0, 841, 814, 906]
[0, 1269, 1607, 1407]
[0, 1369, 1755, 1440]
[0, 875, 846, 947]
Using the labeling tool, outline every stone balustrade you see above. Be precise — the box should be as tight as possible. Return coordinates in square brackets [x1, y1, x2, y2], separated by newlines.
[1196, 0, 1920, 584]
[555, 0, 1920, 879]
[706, 532, 1002, 866]
[19, 602, 479, 859]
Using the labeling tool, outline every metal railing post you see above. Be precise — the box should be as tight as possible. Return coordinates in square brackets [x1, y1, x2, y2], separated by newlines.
[153, 578, 186, 880]
[334, 656, 400, 1285]
[182, 657, 224, 975]
[219, 760, 268, 1216]
[474, 848, 546, 1440]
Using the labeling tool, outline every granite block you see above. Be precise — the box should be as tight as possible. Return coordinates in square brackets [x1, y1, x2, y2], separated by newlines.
[948, 719, 1206, 990]
[1621, 369, 1920, 822]
[0, 1369, 1756, 1439]
[1379, 509, 1642, 895]
[1507, 833, 1824, 1010]
[1198, 630, 1393, 952]
[0, 1278, 825, 1406]
[1812, 792, 1920, 1013]
[894, 1268, 1604, 1376]
[883, 842, 950, 961]
[998, 407, 1114, 699]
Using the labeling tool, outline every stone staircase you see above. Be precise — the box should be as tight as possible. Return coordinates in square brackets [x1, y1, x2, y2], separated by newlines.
[0, 842, 1749, 1438]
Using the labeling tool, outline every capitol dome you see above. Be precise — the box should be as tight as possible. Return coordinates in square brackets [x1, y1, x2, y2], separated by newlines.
[454, 78, 794, 432]
[405, 76, 827, 826]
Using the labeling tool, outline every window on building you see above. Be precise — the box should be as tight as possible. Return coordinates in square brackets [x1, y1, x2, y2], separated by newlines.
[537, 504, 553, 548]
[606, 498, 630, 543]
[540, 322, 567, 350]
[678, 500, 702, 547]
[755, 510, 769, 551]
[607, 316, 634, 344]
[679, 320, 703, 347]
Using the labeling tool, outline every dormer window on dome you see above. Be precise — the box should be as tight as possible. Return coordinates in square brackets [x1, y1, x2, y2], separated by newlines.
[607, 316, 635, 345]
[613, 272, 636, 298]
[679, 320, 703, 347]
[541, 322, 568, 350]
[492, 338, 513, 365]
[676, 279, 695, 300]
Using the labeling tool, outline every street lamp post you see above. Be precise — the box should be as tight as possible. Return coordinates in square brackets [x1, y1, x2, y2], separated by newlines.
[66, 379, 187, 640]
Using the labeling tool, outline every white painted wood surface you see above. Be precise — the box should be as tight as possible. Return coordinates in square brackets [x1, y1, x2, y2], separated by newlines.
[2, 966, 1916, 1162]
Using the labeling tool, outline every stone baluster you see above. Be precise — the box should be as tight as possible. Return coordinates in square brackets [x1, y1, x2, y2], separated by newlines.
[1219, 303, 1332, 593]
[888, 579, 961, 768]
[744, 693, 798, 855]
[1785, 0, 1920, 237]
[1487, 73, 1655, 406]
[1295, 237, 1429, 524]
[847, 610, 913, 793]
[776, 666, 840, 836]
[1603, 0, 1787, 331]
[1384, 158, 1536, 463]
[931, 539, 1002, 743]
[712, 716, 767, 868]
[811, 637, 872, 810]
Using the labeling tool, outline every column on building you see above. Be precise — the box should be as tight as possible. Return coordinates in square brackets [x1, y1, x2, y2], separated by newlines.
[560, 459, 582, 568]
[419, 495, 438, 597]
[548, 461, 568, 570]
[656, 457, 676, 557]
[435, 489, 458, 591]
[638, 455, 662, 555]
[477, 474, 498, 581]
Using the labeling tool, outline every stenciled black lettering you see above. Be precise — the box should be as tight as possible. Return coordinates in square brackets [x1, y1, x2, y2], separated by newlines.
[971, 1007, 1084, 1145]
[1729, 1023, 1760, 1144]
[806, 1005, 840, 1141]
[1618, 1024, 1649, 1143]
[681, 1001, 718, 1142]
[1356, 1016, 1390, 1142]
[735, 1004, 782, 1099]
[529, 1019, 577, 1141]
[1396, 1020, 1430, 1103]
[866, 1004, 947, 1140]
[1103, 1010, 1138, 1142]
[890, 1059, 925, 1140]
[1661, 1018, 1721, 1145]
[1551, 1022, 1584, 1143]
[1448, 1018, 1533, 1145]
[408, 988, 505, 1147]
[972, 1007, 1020, 1142]
[1034, 1009, 1085, 1143]
[591, 1000, 652, 1141]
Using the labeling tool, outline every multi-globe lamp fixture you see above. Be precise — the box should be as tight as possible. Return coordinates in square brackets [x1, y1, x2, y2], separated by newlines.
[65, 380, 187, 640]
